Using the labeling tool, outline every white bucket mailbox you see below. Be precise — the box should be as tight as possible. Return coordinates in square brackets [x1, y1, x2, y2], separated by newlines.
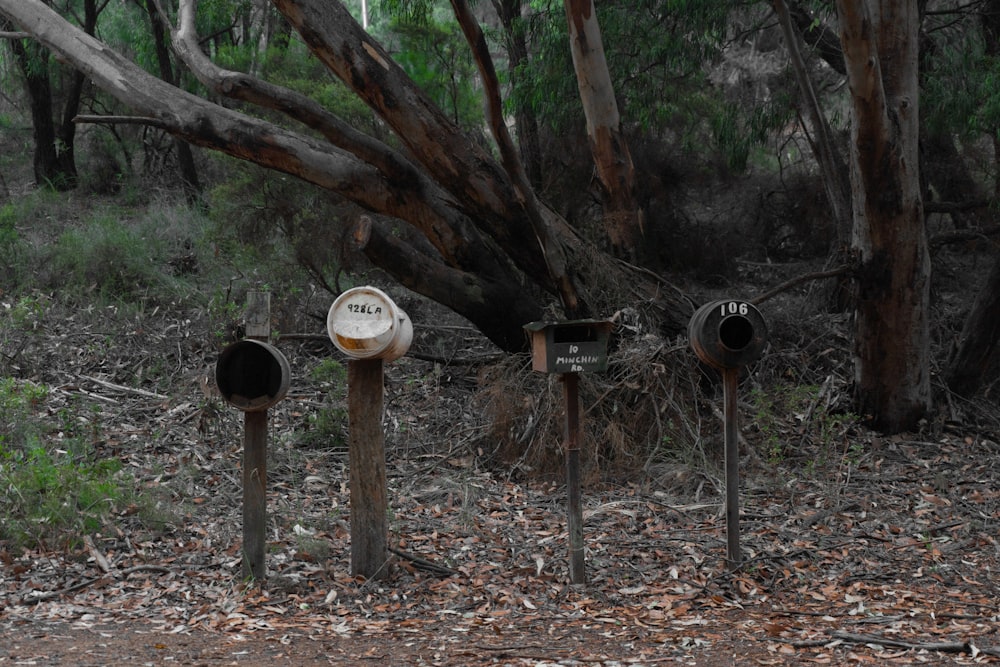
[327, 287, 413, 361]
[326, 287, 412, 579]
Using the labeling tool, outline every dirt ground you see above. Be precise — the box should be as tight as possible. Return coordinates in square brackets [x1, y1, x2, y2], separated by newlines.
[1, 616, 774, 666]
[2, 282, 1000, 667]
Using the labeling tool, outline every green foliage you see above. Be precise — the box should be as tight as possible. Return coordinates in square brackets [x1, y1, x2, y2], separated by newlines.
[922, 22, 1000, 139]
[387, 13, 484, 129]
[206, 159, 349, 293]
[749, 383, 859, 470]
[299, 358, 348, 450]
[47, 211, 175, 303]
[710, 98, 792, 172]
[0, 203, 23, 288]
[0, 379, 135, 548]
[511, 0, 731, 130]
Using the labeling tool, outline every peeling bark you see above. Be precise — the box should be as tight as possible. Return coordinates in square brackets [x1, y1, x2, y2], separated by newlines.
[563, 0, 644, 261]
[835, 0, 931, 432]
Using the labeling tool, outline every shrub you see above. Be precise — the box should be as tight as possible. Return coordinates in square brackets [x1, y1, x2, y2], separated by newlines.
[0, 378, 137, 548]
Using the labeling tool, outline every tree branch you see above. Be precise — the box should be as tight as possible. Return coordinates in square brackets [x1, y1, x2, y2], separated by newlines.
[752, 265, 853, 305]
[450, 0, 583, 317]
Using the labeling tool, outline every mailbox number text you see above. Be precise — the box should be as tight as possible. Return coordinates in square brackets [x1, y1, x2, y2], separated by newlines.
[346, 302, 383, 315]
[720, 301, 749, 317]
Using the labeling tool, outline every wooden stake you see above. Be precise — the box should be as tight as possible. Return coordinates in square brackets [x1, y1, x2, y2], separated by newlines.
[348, 358, 389, 580]
[243, 409, 267, 581]
[243, 289, 270, 581]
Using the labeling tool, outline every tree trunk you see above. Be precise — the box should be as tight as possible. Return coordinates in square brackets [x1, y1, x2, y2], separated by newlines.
[143, 0, 200, 200]
[492, 0, 542, 189]
[946, 255, 1000, 396]
[8, 36, 70, 189]
[836, 0, 931, 432]
[773, 0, 851, 248]
[563, 0, 644, 261]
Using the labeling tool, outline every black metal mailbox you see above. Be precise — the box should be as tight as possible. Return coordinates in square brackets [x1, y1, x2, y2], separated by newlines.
[688, 300, 767, 370]
[215, 339, 291, 412]
[525, 319, 612, 374]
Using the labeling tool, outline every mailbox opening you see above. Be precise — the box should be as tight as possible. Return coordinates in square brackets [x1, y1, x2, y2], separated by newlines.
[552, 324, 599, 344]
[719, 315, 754, 351]
[688, 300, 767, 370]
[216, 339, 290, 412]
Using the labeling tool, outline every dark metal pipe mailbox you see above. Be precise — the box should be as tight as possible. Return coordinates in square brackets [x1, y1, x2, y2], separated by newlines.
[687, 299, 767, 571]
[215, 339, 291, 412]
[688, 300, 767, 370]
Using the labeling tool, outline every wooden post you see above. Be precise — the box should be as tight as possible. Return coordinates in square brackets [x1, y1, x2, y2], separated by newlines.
[722, 368, 742, 571]
[348, 358, 389, 580]
[563, 372, 585, 584]
[243, 410, 267, 580]
[245, 290, 271, 340]
[243, 290, 270, 581]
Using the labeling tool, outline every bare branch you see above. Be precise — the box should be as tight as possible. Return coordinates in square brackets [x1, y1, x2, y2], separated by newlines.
[74, 114, 167, 127]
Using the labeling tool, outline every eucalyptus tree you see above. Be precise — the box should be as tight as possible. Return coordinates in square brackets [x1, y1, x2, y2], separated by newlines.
[834, 0, 930, 432]
[1, 0, 108, 190]
[0, 0, 702, 352]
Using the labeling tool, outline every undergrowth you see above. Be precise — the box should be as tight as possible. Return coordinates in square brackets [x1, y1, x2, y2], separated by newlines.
[0, 378, 138, 548]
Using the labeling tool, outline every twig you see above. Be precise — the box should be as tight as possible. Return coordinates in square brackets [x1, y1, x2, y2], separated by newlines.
[21, 564, 174, 604]
[84, 535, 112, 573]
[80, 374, 169, 400]
[752, 265, 852, 306]
[388, 546, 460, 577]
[825, 631, 1000, 657]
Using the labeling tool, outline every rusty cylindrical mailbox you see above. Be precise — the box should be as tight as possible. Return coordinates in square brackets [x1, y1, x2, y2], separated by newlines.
[214, 335, 290, 581]
[327, 287, 412, 361]
[688, 299, 767, 370]
[215, 338, 291, 412]
[688, 299, 767, 571]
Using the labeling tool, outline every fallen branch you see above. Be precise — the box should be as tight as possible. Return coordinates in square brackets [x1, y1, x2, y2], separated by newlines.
[21, 564, 174, 605]
[825, 630, 1000, 657]
[80, 374, 169, 400]
[752, 265, 852, 306]
[388, 546, 460, 577]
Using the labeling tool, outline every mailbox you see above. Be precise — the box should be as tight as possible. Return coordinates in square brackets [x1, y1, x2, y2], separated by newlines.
[327, 286, 413, 361]
[215, 339, 291, 412]
[525, 319, 612, 374]
[688, 299, 767, 370]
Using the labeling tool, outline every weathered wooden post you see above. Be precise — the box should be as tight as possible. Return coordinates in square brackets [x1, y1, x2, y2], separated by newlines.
[525, 319, 612, 584]
[327, 287, 412, 580]
[215, 291, 290, 581]
[688, 300, 767, 571]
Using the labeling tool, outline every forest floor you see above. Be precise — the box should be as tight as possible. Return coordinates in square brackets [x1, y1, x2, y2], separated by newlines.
[2, 293, 1000, 667]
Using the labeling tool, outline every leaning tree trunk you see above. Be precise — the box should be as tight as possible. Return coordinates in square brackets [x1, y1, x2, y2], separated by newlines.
[773, 0, 854, 311]
[836, 0, 931, 432]
[0, 0, 692, 350]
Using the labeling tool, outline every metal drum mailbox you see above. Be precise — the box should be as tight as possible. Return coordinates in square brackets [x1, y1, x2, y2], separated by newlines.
[327, 287, 413, 361]
[687, 298, 767, 571]
[215, 338, 290, 412]
[525, 319, 613, 374]
[688, 300, 767, 370]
